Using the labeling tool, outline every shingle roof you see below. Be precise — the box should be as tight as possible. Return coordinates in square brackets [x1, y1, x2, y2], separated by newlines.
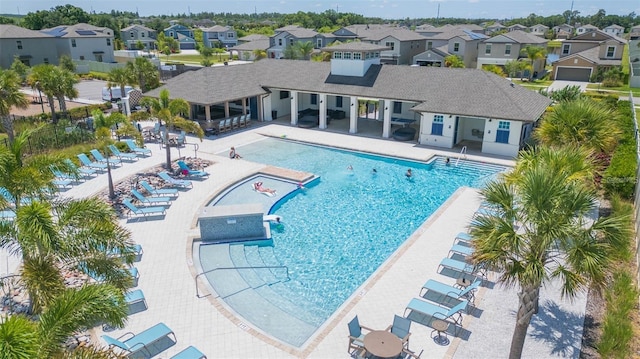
[283, 28, 319, 39]
[321, 42, 390, 52]
[229, 39, 269, 51]
[428, 28, 487, 41]
[0, 24, 54, 39]
[553, 46, 622, 66]
[239, 34, 269, 41]
[41, 23, 112, 38]
[604, 24, 624, 29]
[121, 24, 155, 32]
[486, 30, 547, 44]
[202, 25, 230, 33]
[578, 24, 599, 29]
[147, 59, 550, 122]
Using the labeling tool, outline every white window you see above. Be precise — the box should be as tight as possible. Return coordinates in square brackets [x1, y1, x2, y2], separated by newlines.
[343, 52, 352, 60]
[485, 44, 491, 55]
[130, 31, 134, 38]
[606, 46, 615, 58]
[353, 52, 361, 60]
[333, 52, 342, 59]
[562, 44, 570, 55]
[505, 44, 511, 55]
[385, 41, 395, 51]
[278, 38, 282, 46]
[453, 42, 460, 52]
[228, 32, 234, 38]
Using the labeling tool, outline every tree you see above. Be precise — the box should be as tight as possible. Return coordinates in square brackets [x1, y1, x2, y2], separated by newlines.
[135, 40, 145, 51]
[28, 65, 78, 123]
[539, 85, 582, 103]
[9, 57, 29, 84]
[22, 5, 91, 30]
[444, 55, 465, 68]
[520, 45, 546, 80]
[504, 60, 528, 79]
[0, 69, 28, 144]
[125, 57, 159, 92]
[140, 89, 204, 169]
[294, 41, 314, 60]
[253, 49, 267, 61]
[58, 55, 76, 73]
[469, 146, 628, 359]
[535, 98, 621, 154]
[107, 67, 135, 101]
[0, 285, 128, 359]
[482, 64, 505, 76]
[198, 45, 214, 67]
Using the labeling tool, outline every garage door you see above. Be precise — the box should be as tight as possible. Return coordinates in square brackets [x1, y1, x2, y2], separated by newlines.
[555, 67, 591, 81]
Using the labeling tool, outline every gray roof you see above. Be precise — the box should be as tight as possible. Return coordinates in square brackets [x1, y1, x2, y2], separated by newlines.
[202, 25, 230, 33]
[42, 23, 112, 38]
[321, 42, 390, 52]
[578, 24, 599, 29]
[486, 30, 547, 44]
[148, 59, 550, 122]
[239, 34, 269, 41]
[229, 39, 269, 51]
[604, 24, 624, 29]
[343, 24, 426, 41]
[554, 46, 622, 66]
[428, 28, 487, 41]
[0, 24, 53, 39]
[121, 24, 155, 32]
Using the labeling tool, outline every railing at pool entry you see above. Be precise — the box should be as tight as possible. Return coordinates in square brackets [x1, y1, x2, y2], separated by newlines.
[195, 266, 290, 298]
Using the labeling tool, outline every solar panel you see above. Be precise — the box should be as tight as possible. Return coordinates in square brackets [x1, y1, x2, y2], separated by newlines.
[76, 30, 96, 36]
[462, 29, 488, 40]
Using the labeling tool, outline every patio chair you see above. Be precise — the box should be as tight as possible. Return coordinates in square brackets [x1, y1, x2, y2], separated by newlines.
[174, 131, 187, 147]
[109, 144, 138, 162]
[404, 298, 468, 333]
[238, 114, 247, 127]
[231, 116, 240, 129]
[53, 179, 72, 189]
[125, 289, 147, 307]
[124, 139, 152, 157]
[90, 149, 122, 166]
[177, 161, 209, 178]
[131, 189, 172, 206]
[438, 257, 487, 279]
[217, 120, 226, 134]
[64, 159, 96, 178]
[101, 322, 176, 357]
[122, 198, 166, 219]
[449, 243, 474, 257]
[420, 279, 481, 305]
[77, 154, 107, 171]
[158, 171, 193, 188]
[171, 346, 207, 359]
[223, 118, 232, 132]
[140, 180, 179, 197]
[347, 315, 374, 354]
[386, 314, 411, 349]
[453, 232, 472, 245]
[400, 348, 424, 359]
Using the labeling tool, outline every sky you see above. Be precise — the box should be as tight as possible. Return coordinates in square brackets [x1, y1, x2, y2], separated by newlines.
[3, 0, 639, 20]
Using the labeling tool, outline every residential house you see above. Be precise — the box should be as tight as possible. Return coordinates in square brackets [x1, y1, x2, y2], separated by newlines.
[0, 24, 58, 68]
[202, 25, 237, 48]
[485, 22, 506, 34]
[120, 24, 156, 50]
[41, 23, 115, 62]
[477, 30, 548, 76]
[229, 39, 270, 61]
[413, 28, 487, 68]
[529, 24, 549, 37]
[576, 24, 599, 35]
[603, 24, 624, 37]
[267, 25, 318, 59]
[314, 33, 338, 49]
[416, 23, 484, 37]
[551, 29, 626, 81]
[339, 24, 426, 65]
[163, 24, 196, 50]
[630, 25, 640, 40]
[507, 24, 528, 32]
[238, 34, 269, 43]
[146, 41, 550, 158]
[552, 24, 574, 35]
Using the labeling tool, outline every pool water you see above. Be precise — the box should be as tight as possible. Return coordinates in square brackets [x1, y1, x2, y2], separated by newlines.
[204, 138, 504, 346]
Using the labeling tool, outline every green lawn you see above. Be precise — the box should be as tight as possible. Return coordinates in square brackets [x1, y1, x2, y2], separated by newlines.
[586, 83, 640, 97]
[512, 79, 554, 87]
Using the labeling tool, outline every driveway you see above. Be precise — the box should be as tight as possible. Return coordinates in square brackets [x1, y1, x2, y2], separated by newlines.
[74, 79, 108, 102]
[546, 80, 589, 92]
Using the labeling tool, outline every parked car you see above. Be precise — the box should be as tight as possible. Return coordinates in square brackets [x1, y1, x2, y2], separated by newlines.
[102, 86, 134, 102]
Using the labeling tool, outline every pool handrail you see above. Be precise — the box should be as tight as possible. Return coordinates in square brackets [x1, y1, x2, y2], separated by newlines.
[195, 266, 290, 298]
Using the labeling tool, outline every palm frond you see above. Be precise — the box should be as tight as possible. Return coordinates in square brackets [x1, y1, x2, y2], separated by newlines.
[0, 315, 39, 359]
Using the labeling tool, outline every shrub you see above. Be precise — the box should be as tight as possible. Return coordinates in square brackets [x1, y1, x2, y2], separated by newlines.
[597, 270, 638, 358]
[602, 101, 637, 198]
[87, 71, 110, 81]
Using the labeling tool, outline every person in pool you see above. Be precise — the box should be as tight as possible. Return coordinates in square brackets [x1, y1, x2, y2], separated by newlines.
[406, 169, 412, 178]
[229, 147, 242, 159]
[445, 157, 451, 166]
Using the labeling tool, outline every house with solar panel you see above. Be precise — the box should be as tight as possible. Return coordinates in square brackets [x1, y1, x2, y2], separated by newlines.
[41, 23, 115, 63]
[0, 25, 58, 68]
[146, 41, 550, 158]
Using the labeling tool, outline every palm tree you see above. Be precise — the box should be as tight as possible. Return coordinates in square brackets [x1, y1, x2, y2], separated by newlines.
[141, 89, 204, 169]
[535, 98, 621, 153]
[253, 49, 267, 61]
[106, 67, 135, 100]
[125, 57, 159, 92]
[504, 60, 528, 80]
[283, 45, 299, 60]
[0, 285, 128, 359]
[28, 65, 78, 123]
[444, 55, 465, 68]
[469, 146, 628, 359]
[0, 69, 28, 144]
[520, 45, 546, 80]
[294, 41, 314, 60]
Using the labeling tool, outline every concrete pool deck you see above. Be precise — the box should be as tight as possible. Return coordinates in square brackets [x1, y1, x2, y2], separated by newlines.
[10, 122, 586, 358]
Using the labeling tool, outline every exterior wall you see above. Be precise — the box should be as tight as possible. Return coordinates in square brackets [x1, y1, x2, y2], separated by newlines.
[597, 42, 624, 59]
[203, 30, 238, 47]
[121, 28, 156, 49]
[62, 37, 114, 62]
[268, 89, 293, 119]
[389, 100, 418, 120]
[457, 117, 486, 142]
[330, 58, 378, 76]
[379, 37, 424, 65]
[198, 204, 266, 243]
[418, 112, 456, 148]
[560, 41, 600, 56]
[0, 38, 59, 68]
[413, 51, 445, 66]
[481, 119, 522, 157]
[425, 39, 448, 50]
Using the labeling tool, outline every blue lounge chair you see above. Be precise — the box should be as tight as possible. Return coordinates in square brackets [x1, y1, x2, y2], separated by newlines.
[420, 279, 481, 304]
[449, 244, 474, 257]
[125, 289, 146, 307]
[454, 232, 472, 245]
[177, 161, 209, 178]
[438, 258, 486, 279]
[90, 149, 122, 166]
[140, 180, 179, 197]
[404, 298, 468, 331]
[131, 189, 172, 205]
[64, 159, 96, 178]
[158, 171, 193, 188]
[77, 154, 107, 171]
[107, 243, 143, 260]
[0, 209, 16, 221]
[122, 198, 166, 219]
[171, 346, 207, 359]
[109, 144, 139, 162]
[101, 322, 176, 357]
[124, 139, 152, 157]
[347, 315, 374, 354]
[53, 179, 72, 189]
[386, 314, 411, 349]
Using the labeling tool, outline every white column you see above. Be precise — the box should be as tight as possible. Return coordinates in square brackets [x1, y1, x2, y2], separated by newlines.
[205, 105, 211, 121]
[262, 94, 272, 121]
[290, 91, 298, 125]
[382, 100, 392, 138]
[224, 102, 230, 118]
[123, 96, 131, 116]
[349, 96, 358, 134]
[318, 93, 327, 129]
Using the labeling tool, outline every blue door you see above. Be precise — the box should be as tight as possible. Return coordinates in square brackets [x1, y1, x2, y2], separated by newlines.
[249, 97, 258, 120]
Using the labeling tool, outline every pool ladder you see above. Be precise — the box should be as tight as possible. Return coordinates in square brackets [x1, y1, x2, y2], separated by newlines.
[455, 146, 467, 166]
[195, 266, 290, 298]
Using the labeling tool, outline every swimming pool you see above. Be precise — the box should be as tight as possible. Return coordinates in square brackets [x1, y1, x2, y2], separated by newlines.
[201, 138, 504, 346]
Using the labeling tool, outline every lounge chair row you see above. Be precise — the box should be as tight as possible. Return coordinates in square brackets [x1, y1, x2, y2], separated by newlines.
[123, 171, 198, 220]
[212, 114, 251, 135]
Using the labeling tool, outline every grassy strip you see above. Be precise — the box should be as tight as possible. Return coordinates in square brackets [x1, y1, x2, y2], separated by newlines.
[512, 79, 553, 86]
[585, 84, 640, 97]
[602, 101, 637, 199]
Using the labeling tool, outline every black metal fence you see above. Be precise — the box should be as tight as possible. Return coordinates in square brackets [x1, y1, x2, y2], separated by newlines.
[1, 123, 95, 155]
